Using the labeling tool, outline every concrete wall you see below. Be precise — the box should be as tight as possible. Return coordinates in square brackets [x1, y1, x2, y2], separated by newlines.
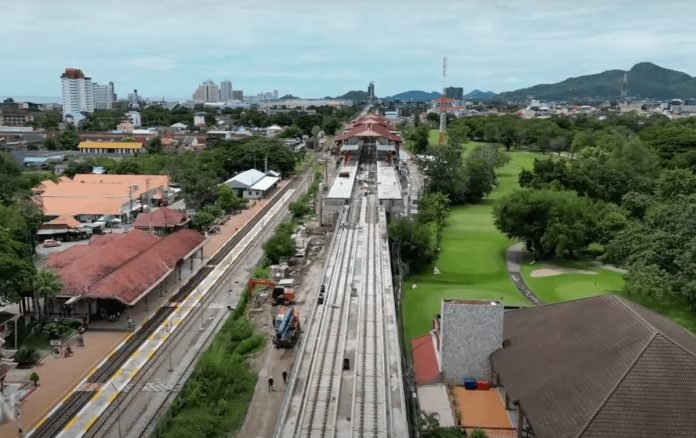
[440, 301, 503, 383]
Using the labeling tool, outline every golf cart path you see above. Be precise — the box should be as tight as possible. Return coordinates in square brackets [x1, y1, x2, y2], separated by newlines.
[505, 242, 544, 306]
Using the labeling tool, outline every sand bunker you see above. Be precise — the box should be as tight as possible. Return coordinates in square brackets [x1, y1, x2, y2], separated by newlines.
[530, 267, 599, 278]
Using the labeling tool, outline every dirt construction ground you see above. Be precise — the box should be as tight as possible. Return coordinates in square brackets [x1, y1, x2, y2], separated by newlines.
[237, 220, 330, 438]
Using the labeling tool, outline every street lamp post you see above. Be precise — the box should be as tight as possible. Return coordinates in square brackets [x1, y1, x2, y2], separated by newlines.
[109, 382, 123, 438]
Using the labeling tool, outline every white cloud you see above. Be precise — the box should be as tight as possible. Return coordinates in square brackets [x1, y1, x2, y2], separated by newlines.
[126, 56, 177, 71]
[2, 0, 696, 96]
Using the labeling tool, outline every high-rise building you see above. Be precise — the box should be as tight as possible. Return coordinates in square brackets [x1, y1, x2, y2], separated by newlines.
[61, 68, 94, 122]
[193, 80, 220, 102]
[273, 90, 279, 100]
[128, 89, 141, 109]
[444, 87, 464, 100]
[219, 80, 233, 102]
[368, 81, 375, 101]
[232, 90, 243, 101]
[93, 81, 116, 109]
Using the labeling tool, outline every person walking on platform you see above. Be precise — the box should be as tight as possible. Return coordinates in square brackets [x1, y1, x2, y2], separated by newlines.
[268, 377, 274, 392]
[282, 371, 288, 385]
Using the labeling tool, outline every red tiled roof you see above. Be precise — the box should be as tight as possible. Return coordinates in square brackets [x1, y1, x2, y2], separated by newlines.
[86, 229, 205, 304]
[411, 334, 441, 385]
[89, 233, 123, 246]
[48, 229, 205, 304]
[48, 230, 161, 296]
[132, 208, 187, 229]
[45, 244, 95, 269]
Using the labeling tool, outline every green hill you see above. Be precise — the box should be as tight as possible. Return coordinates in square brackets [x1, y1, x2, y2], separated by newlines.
[498, 62, 696, 101]
[336, 90, 371, 100]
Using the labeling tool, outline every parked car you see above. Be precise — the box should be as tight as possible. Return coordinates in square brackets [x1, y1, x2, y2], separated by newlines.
[42, 239, 62, 248]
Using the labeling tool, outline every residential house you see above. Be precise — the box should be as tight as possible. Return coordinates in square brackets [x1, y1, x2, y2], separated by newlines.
[33, 174, 170, 224]
[223, 169, 280, 200]
[132, 207, 190, 235]
[412, 295, 696, 437]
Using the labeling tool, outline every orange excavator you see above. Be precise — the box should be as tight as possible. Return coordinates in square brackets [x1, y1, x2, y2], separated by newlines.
[246, 278, 296, 305]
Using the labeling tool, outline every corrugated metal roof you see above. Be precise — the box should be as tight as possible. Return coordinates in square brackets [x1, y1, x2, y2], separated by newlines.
[250, 176, 280, 192]
[225, 169, 266, 189]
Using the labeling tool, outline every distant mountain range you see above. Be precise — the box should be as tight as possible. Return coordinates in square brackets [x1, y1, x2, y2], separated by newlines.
[498, 62, 696, 101]
[335, 90, 370, 100]
[390, 90, 442, 101]
[465, 89, 497, 100]
[386, 89, 498, 101]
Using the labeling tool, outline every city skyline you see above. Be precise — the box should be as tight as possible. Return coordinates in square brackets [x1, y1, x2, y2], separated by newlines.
[2, 1, 696, 98]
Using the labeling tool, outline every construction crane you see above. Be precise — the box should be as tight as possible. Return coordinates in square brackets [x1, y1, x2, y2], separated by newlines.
[438, 56, 448, 145]
[246, 278, 296, 305]
[273, 306, 300, 348]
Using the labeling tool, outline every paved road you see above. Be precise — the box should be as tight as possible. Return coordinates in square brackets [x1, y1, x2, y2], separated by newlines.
[505, 243, 543, 306]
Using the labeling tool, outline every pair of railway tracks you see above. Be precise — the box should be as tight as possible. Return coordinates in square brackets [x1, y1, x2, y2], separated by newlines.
[31, 175, 303, 438]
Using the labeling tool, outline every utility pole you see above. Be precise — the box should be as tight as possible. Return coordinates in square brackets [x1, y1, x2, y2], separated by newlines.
[438, 56, 448, 146]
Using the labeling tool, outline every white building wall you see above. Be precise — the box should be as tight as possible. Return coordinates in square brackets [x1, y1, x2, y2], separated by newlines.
[62, 77, 94, 120]
[93, 82, 114, 109]
[126, 111, 142, 127]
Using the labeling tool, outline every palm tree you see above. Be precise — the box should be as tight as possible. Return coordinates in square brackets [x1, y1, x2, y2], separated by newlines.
[33, 270, 63, 318]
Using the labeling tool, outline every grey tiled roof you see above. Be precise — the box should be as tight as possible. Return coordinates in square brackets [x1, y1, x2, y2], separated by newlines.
[491, 294, 696, 438]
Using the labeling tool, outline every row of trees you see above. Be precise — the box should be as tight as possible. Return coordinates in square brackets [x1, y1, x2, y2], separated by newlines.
[0, 154, 63, 311]
[491, 114, 696, 309]
[62, 137, 299, 209]
[78, 105, 356, 136]
[423, 142, 509, 205]
[388, 192, 451, 275]
[448, 112, 696, 161]
[390, 128, 511, 274]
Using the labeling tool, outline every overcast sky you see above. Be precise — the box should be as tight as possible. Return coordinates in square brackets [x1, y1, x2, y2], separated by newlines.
[1, 0, 695, 99]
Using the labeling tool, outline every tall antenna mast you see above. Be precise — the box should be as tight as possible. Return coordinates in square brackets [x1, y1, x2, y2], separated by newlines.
[438, 56, 448, 145]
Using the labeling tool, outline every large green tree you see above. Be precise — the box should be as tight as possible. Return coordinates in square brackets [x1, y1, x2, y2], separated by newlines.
[0, 229, 36, 303]
[408, 125, 430, 154]
[388, 217, 436, 275]
[33, 270, 63, 317]
[494, 189, 614, 259]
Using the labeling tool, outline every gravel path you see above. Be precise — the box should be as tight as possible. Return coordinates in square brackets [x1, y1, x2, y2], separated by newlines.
[505, 243, 544, 306]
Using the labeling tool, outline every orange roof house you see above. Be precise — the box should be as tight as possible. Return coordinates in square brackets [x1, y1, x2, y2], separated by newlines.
[33, 174, 170, 220]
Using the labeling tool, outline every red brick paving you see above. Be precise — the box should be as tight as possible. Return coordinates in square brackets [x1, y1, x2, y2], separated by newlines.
[0, 331, 127, 437]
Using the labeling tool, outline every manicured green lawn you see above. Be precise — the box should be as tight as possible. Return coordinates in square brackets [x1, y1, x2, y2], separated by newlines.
[520, 260, 624, 303]
[403, 151, 542, 339]
[520, 259, 696, 334]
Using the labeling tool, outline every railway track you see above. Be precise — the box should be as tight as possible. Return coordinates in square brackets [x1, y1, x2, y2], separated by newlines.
[300, 199, 363, 437]
[353, 200, 384, 438]
[276, 147, 408, 438]
[30, 175, 301, 438]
